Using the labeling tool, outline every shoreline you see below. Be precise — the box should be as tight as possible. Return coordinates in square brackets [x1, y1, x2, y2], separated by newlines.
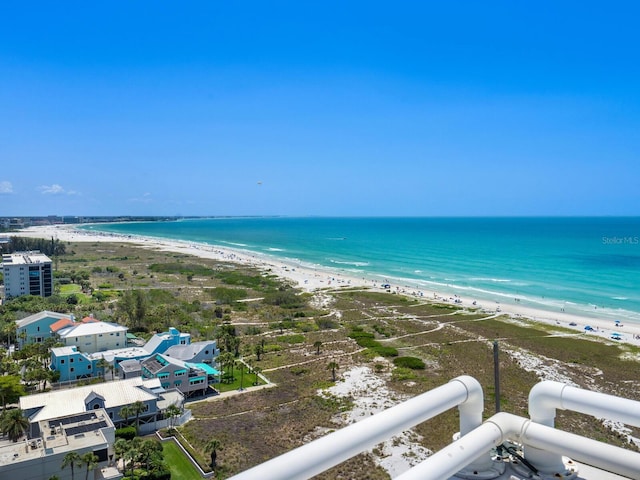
[13, 224, 640, 348]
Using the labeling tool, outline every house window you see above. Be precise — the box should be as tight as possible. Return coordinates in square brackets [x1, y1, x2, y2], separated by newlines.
[174, 380, 182, 386]
[37, 326, 40, 332]
[70, 358, 74, 363]
[60, 359, 65, 364]
[70, 367, 75, 372]
[93, 404, 101, 409]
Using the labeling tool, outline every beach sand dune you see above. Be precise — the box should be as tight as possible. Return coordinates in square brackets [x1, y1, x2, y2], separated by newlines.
[13, 224, 640, 348]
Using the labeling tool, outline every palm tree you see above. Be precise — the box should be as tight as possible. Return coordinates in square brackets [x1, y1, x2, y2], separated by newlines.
[131, 400, 147, 435]
[18, 329, 27, 349]
[252, 366, 262, 386]
[119, 405, 134, 427]
[1, 408, 29, 442]
[254, 343, 263, 361]
[81, 452, 98, 480]
[123, 444, 138, 478]
[113, 438, 129, 471]
[96, 358, 109, 381]
[204, 438, 221, 469]
[235, 358, 245, 390]
[61, 451, 81, 480]
[164, 404, 181, 430]
[314, 340, 322, 355]
[327, 360, 339, 382]
[219, 352, 234, 383]
[139, 438, 162, 473]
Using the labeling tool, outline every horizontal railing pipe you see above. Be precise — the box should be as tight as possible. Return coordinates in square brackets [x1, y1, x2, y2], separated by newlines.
[394, 419, 506, 480]
[397, 412, 640, 480]
[523, 420, 640, 480]
[527, 381, 640, 473]
[228, 375, 483, 480]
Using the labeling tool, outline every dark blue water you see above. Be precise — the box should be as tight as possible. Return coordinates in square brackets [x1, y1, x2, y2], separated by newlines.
[83, 217, 640, 323]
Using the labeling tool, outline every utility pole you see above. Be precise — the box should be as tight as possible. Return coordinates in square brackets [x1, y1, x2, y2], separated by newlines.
[493, 340, 500, 413]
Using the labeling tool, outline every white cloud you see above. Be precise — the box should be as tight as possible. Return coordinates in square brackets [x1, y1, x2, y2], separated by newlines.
[128, 192, 153, 203]
[39, 184, 64, 194]
[38, 184, 80, 195]
[0, 181, 13, 194]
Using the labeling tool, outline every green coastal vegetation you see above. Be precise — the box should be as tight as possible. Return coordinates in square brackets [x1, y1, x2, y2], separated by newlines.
[1, 237, 639, 478]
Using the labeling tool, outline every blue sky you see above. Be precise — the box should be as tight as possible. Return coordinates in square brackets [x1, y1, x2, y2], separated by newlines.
[1, 1, 639, 216]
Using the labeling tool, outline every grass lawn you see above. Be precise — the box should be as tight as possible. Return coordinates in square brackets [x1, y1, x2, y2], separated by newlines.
[215, 366, 266, 393]
[59, 284, 82, 294]
[162, 440, 203, 480]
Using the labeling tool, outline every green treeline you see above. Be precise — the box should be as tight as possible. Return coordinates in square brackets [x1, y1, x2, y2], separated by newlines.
[1, 236, 66, 257]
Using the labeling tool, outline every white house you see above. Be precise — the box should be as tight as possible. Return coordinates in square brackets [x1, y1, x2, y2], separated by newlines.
[56, 320, 128, 353]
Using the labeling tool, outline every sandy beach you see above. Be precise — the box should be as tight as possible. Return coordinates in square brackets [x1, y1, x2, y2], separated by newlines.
[13, 224, 640, 348]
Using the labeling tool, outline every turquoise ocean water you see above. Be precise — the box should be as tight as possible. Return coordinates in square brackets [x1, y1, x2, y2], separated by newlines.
[83, 217, 640, 323]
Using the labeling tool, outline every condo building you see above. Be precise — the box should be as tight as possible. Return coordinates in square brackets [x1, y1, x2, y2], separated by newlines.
[2, 251, 53, 299]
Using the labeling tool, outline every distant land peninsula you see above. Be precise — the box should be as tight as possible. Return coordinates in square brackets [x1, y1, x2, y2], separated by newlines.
[0, 216, 189, 231]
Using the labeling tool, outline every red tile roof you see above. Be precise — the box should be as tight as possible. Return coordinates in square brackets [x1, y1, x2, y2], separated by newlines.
[50, 318, 74, 332]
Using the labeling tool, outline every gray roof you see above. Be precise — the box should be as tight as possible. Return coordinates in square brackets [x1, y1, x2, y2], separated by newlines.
[20, 377, 162, 423]
[164, 340, 215, 361]
[119, 359, 142, 373]
[15, 310, 69, 328]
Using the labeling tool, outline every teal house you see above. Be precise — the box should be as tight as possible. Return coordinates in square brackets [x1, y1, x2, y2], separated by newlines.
[15, 310, 70, 348]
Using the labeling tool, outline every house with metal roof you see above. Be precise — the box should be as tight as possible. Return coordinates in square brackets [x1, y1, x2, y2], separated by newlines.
[20, 376, 184, 433]
[15, 310, 70, 348]
[143, 327, 191, 355]
[163, 339, 219, 364]
[49, 326, 212, 384]
[56, 320, 128, 353]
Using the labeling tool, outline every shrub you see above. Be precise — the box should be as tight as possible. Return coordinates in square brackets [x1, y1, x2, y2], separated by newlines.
[357, 337, 379, 348]
[264, 290, 305, 308]
[209, 287, 247, 304]
[115, 426, 136, 440]
[277, 334, 305, 344]
[372, 346, 398, 357]
[315, 317, 339, 330]
[392, 367, 417, 381]
[393, 356, 426, 369]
